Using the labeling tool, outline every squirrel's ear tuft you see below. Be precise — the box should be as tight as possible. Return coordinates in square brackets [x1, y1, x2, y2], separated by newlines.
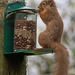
[48, 0, 54, 4]
[48, 0, 54, 1]
[49, 0, 56, 7]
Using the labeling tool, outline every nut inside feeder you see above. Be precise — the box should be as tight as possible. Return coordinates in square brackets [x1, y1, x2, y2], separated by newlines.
[14, 10, 37, 50]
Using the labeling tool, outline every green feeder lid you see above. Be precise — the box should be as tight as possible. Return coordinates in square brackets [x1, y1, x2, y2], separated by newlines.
[5, 1, 37, 18]
[16, 6, 37, 13]
[8, 6, 37, 14]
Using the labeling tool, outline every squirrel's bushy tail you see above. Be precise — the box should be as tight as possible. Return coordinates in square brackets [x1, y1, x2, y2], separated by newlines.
[52, 43, 69, 75]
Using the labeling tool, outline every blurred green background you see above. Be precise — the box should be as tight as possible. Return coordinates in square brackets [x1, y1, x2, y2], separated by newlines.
[0, 0, 75, 75]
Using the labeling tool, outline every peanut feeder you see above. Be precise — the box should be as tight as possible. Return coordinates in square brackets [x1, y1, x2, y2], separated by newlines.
[14, 11, 36, 50]
[4, 1, 37, 55]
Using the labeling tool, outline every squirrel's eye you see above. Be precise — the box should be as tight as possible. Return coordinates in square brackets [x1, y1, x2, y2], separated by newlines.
[42, 2, 46, 6]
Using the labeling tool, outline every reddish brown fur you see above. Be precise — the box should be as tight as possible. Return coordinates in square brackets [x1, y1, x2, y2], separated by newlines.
[36, 0, 69, 75]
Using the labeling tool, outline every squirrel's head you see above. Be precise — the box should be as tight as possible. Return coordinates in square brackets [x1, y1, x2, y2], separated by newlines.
[36, 0, 56, 13]
[36, 0, 57, 24]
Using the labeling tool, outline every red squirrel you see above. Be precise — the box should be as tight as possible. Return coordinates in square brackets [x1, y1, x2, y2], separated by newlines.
[35, 0, 69, 75]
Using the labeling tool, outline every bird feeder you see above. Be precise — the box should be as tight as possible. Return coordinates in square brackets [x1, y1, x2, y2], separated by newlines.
[4, 1, 53, 55]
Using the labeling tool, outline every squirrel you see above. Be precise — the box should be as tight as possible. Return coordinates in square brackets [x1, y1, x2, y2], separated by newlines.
[35, 0, 69, 75]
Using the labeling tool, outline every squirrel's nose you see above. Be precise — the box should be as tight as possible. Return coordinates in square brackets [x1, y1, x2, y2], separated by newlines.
[36, 8, 40, 12]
